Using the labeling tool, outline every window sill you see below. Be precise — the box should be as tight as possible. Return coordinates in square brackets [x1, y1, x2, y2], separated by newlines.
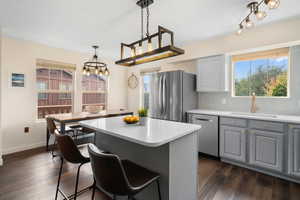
[36, 119, 46, 123]
[231, 96, 290, 99]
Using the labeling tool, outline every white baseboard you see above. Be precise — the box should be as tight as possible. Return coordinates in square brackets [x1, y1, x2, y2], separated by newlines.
[3, 142, 45, 155]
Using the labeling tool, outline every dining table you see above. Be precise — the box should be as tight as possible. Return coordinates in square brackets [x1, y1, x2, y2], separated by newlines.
[46, 109, 133, 151]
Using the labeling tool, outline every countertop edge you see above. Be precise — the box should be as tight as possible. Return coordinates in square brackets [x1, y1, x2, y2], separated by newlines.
[187, 110, 300, 124]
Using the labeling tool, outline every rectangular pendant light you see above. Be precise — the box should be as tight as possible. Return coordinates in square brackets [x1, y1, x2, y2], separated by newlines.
[115, 26, 184, 66]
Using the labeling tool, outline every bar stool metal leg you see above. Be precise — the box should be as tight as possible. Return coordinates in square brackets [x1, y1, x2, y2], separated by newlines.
[91, 180, 96, 200]
[51, 138, 57, 158]
[55, 158, 64, 200]
[73, 163, 83, 200]
[156, 180, 162, 200]
[156, 179, 161, 200]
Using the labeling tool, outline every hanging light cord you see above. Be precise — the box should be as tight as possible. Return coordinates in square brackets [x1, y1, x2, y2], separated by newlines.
[146, 5, 150, 38]
[141, 6, 144, 40]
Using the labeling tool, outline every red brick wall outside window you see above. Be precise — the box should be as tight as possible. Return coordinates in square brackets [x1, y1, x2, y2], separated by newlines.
[37, 68, 73, 119]
[82, 74, 106, 111]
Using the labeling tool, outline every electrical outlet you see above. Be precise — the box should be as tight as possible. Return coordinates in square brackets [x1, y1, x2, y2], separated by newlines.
[24, 127, 29, 133]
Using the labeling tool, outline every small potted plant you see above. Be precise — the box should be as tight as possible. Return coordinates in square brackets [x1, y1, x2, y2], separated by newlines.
[138, 108, 148, 125]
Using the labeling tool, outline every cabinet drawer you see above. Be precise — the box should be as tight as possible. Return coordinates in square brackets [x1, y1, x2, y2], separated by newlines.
[220, 117, 247, 128]
[249, 120, 284, 133]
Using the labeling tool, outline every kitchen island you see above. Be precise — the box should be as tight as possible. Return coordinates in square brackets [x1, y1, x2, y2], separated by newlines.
[80, 116, 201, 200]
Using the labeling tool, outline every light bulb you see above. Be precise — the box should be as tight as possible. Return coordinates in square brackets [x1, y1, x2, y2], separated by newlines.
[245, 18, 254, 29]
[265, 0, 280, 9]
[83, 67, 87, 75]
[255, 10, 267, 20]
[99, 70, 103, 76]
[131, 47, 136, 57]
[95, 67, 99, 75]
[138, 43, 143, 55]
[104, 68, 110, 76]
[237, 24, 244, 35]
[86, 69, 90, 76]
[237, 29, 243, 35]
[147, 41, 153, 52]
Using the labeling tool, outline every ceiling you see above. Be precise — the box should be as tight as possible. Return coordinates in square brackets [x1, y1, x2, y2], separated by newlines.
[0, 0, 299, 59]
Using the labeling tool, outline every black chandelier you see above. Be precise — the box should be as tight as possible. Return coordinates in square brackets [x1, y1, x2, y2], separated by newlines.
[237, 0, 280, 35]
[83, 46, 109, 76]
[115, 0, 184, 67]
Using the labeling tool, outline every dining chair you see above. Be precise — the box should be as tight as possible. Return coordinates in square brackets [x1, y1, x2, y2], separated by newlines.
[54, 132, 92, 200]
[46, 117, 60, 157]
[68, 125, 96, 144]
[88, 144, 162, 200]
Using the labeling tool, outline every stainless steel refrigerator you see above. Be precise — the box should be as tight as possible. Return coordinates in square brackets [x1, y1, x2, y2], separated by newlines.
[148, 70, 197, 122]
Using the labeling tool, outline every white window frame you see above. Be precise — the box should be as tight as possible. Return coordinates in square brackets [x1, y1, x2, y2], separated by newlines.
[36, 67, 75, 119]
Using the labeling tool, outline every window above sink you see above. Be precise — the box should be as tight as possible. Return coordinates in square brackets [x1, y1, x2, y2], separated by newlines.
[232, 47, 290, 98]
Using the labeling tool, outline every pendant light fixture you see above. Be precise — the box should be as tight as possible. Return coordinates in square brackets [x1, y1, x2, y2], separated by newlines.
[83, 46, 109, 76]
[237, 0, 280, 35]
[115, 0, 184, 67]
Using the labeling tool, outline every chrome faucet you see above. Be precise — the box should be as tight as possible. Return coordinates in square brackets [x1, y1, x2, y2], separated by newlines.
[250, 92, 257, 113]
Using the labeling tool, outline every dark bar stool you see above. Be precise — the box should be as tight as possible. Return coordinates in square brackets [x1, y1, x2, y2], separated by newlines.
[88, 144, 162, 200]
[55, 132, 92, 200]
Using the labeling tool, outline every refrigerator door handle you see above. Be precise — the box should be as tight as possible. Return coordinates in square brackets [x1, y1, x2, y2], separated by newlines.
[162, 74, 167, 116]
[158, 75, 163, 115]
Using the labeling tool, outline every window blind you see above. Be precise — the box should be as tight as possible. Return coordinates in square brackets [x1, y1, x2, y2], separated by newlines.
[36, 59, 76, 70]
[140, 67, 161, 75]
[232, 47, 289, 62]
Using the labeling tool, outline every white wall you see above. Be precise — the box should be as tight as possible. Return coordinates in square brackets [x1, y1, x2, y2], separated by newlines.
[0, 29, 3, 165]
[127, 17, 300, 115]
[0, 36, 128, 155]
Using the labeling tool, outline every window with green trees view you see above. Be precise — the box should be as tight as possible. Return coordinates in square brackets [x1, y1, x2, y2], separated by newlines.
[232, 48, 289, 97]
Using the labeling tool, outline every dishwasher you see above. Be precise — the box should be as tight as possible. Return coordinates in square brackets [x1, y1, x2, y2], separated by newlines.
[191, 114, 219, 157]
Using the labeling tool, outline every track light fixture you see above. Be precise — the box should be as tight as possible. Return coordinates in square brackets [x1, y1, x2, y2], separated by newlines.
[237, 0, 280, 35]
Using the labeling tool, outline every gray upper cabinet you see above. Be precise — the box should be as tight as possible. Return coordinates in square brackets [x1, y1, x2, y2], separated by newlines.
[288, 125, 300, 177]
[249, 129, 283, 172]
[196, 55, 229, 92]
[220, 126, 246, 162]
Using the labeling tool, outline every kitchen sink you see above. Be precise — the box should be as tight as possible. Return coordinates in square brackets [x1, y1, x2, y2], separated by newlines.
[230, 112, 278, 118]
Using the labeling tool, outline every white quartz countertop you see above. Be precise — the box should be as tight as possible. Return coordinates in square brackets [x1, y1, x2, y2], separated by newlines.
[187, 109, 300, 124]
[79, 116, 201, 147]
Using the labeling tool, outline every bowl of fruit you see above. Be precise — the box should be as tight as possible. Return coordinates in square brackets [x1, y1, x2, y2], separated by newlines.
[123, 116, 140, 124]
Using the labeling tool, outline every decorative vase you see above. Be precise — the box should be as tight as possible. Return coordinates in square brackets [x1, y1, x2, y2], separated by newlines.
[139, 117, 147, 125]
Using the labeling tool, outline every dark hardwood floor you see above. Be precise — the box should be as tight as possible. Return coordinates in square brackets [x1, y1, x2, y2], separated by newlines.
[0, 146, 299, 200]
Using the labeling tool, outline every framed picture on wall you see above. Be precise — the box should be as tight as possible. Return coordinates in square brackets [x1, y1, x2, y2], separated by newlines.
[11, 73, 25, 87]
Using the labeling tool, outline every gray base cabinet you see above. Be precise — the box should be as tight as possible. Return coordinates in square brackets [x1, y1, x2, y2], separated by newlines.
[220, 126, 246, 162]
[249, 130, 283, 172]
[288, 125, 300, 177]
[188, 112, 300, 183]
